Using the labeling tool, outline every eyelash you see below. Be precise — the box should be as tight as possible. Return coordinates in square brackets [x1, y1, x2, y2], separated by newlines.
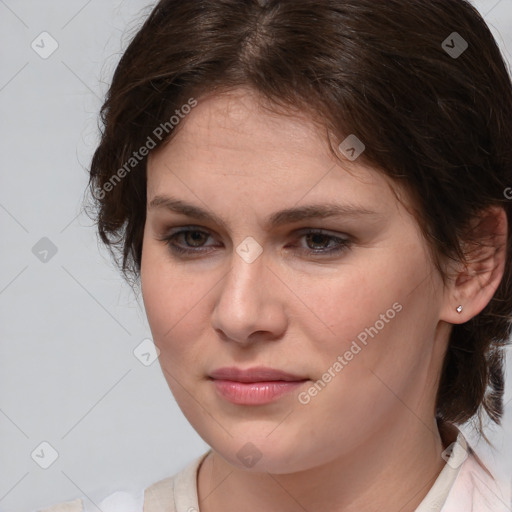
[157, 226, 352, 257]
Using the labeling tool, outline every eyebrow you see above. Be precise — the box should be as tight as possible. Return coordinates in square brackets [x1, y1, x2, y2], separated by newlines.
[148, 195, 380, 229]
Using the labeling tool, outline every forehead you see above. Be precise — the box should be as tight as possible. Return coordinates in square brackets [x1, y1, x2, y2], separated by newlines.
[146, 88, 408, 217]
[155, 88, 331, 167]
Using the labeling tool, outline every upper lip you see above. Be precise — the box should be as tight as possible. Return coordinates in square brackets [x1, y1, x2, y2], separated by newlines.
[209, 366, 307, 383]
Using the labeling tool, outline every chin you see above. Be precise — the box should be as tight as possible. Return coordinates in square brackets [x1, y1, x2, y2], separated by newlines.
[208, 434, 319, 474]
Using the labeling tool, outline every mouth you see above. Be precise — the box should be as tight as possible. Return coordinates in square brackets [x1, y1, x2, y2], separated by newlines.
[208, 366, 309, 405]
[209, 366, 307, 383]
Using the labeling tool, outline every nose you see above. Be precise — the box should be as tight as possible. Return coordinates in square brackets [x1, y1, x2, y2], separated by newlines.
[210, 244, 288, 346]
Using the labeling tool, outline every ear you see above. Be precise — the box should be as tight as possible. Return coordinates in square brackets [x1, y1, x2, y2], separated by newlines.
[441, 206, 508, 324]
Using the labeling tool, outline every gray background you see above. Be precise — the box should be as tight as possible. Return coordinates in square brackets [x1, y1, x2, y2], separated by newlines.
[0, 1, 511, 511]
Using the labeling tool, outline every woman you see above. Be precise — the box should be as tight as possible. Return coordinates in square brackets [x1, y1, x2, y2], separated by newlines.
[41, 0, 512, 510]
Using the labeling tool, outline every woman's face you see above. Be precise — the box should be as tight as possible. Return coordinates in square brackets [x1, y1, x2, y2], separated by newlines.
[141, 87, 450, 473]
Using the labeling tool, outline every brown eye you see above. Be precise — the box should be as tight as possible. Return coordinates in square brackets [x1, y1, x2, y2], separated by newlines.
[295, 229, 352, 256]
[305, 233, 333, 250]
[158, 227, 218, 256]
[182, 230, 209, 247]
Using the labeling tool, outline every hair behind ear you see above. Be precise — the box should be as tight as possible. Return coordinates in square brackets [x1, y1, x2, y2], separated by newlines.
[436, 206, 510, 440]
[436, 326, 505, 440]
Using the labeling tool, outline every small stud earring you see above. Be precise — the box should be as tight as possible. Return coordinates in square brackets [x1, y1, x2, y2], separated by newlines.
[456, 305, 463, 313]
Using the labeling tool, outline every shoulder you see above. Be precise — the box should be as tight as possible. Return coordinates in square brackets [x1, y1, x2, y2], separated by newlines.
[35, 451, 210, 512]
[38, 498, 84, 512]
[144, 450, 210, 511]
[442, 446, 509, 512]
[36, 490, 144, 512]
[143, 475, 176, 511]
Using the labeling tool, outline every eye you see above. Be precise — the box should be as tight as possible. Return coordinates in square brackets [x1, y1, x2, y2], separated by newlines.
[291, 228, 352, 256]
[158, 227, 217, 256]
[157, 226, 352, 258]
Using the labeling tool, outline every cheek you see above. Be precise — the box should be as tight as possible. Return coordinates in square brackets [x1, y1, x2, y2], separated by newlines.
[291, 261, 397, 344]
[140, 240, 217, 373]
[300, 245, 437, 377]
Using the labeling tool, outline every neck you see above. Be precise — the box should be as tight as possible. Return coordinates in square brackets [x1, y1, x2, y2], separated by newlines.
[198, 417, 453, 512]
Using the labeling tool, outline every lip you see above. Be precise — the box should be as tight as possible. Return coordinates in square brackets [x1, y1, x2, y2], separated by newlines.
[209, 366, 307, 383]
[209, 366, 308, 405]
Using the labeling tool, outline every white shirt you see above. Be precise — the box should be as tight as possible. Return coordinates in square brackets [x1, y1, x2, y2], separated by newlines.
[39, 427, 510, 512]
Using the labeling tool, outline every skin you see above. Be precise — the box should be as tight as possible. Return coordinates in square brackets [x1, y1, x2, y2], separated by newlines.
[140, 87, 507, 512]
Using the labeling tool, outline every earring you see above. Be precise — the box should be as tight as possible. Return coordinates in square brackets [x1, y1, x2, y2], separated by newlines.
[456, 305, 463, 313]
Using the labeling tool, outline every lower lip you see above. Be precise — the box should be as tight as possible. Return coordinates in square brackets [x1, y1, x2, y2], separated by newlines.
[211, 379, 307, 405]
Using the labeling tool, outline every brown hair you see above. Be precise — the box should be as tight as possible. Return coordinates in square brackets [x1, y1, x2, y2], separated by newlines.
[87, 0, 512, 435]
